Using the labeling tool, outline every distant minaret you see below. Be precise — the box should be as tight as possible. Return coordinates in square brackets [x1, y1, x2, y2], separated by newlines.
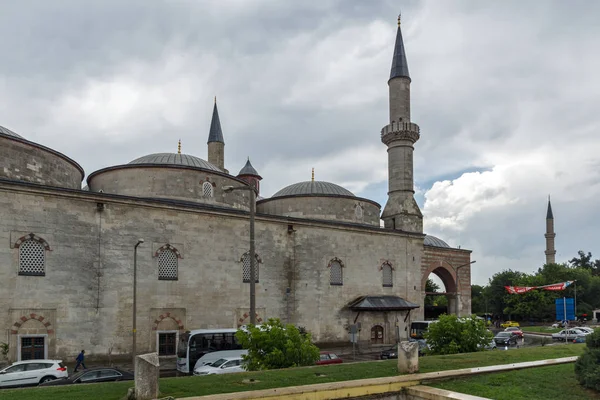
[545, 197, 556, 264]
[380, 14, 423, 232]
[208, 97, 225, 171]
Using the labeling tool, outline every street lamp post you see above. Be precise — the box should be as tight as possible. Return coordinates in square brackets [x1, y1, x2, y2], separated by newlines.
[133, 238, 144, 373]
[443, 260, 476, 316]
[223, 185, 257, 325]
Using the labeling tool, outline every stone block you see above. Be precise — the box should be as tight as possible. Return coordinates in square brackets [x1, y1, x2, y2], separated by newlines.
[397, 341, 419, 374]
[135, 352, 159, 400]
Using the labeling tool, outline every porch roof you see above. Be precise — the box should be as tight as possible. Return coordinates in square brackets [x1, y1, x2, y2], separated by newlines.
[346, 295, 420, 311]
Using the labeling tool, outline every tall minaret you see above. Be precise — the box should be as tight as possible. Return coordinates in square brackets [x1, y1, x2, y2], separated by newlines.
[545, 197, 556, 264]
[380, 14, 423, 233]
[208, 97, 225, 171]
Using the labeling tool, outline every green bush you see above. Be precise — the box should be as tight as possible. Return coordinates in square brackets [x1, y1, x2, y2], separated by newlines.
[575, 327, 600, 391]
[235, 318, 320, 371]
[424, 314, 493, 355]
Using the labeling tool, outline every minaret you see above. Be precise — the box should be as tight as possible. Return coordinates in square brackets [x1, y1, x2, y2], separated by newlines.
[208, 97, 225, 171]
[380, 14, 423, 233]
[545, 197, 556, 264]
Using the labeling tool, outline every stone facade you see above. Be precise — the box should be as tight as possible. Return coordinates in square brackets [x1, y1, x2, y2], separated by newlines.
[0, 136, 83, 189]
[257, 195, 381, 227]
[0, 181, 425, 361]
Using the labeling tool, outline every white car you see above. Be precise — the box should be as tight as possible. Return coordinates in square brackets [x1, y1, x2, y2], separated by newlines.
[0, 360, 68, 388]
[193, 357, 245, 376]
[552, 329, 589, 341]
[576, 327, 594, 334]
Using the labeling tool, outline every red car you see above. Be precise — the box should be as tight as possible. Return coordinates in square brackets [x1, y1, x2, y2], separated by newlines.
[316, 352, 343, 365]
[504, 326, 524, 338]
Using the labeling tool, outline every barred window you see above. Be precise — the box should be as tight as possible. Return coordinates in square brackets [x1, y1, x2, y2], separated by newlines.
[158, 332, 177, 356]
[382, 263, 393, 287]
[355, 205, 363, 220]
[203, 182, 214, 198]
[19, 240, 46, 276]
[158, 249, 178, 280]
[242, 253, 259, 283]
[329, 260, 343, 286]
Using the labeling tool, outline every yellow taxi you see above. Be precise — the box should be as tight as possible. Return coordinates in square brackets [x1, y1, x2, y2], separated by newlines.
[500, 320, 520, 328]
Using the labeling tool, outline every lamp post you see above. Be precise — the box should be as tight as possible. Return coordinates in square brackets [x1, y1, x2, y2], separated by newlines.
[133, 238, 144, 373]
[223, 185, 257, 325]
[443, 260, 476, 316]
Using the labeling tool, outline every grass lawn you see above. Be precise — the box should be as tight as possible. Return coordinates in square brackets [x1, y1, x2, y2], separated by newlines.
[1, 345, 584, 400]
[521, 326, 562, 334]
[430, 363, 600, 400]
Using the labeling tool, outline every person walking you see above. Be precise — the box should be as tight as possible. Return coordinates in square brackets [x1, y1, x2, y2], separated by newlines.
[74, 350, 87, 372]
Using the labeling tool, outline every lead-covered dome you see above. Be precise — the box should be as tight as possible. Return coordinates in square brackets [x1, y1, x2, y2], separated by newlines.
[0, 125, 23, 138]
[129, 153, 221, 171]
[424, 235, 450, 248]
[272, 181, 354, 198]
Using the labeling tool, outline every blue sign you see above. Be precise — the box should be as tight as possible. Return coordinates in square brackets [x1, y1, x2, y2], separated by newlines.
[555, 298, 575, 321]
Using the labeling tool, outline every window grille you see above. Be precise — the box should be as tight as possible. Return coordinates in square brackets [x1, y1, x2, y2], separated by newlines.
[19, 240, 45, 276]
[355, 205, 363, 220]
[242, 253, 259, 283]
[329, 260, 343, 286]
[382, 263, 393, 287]
[203, 182, 214, 198]
[158, 250, 178, 280]
[158, 332, 177, 356]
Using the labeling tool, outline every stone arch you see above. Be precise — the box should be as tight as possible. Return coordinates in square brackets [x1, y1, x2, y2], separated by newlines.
[421, 262, 457, 294]
[10, 313, 53, 335]
[153, 244, 183, 259]
[14, 233, 52, 251]
[152, 312, 185, 332]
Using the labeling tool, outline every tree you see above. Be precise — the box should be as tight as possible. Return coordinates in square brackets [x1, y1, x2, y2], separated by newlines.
[425, 278, 441, 306]
[470, 284, 486, 314]
[235, 318, 320, 371]
[575, 328, 600, 391]
[569, 251, 600, 276]
[424, 314, 493, 355]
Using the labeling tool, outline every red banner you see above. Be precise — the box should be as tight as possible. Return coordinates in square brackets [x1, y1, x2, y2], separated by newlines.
[505, 281, 573, 294]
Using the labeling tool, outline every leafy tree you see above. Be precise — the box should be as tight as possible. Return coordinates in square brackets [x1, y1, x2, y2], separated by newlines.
[425, 278, 444, 306]
[424, 314, 493, 355]
[470, 284, 486, 314]
[235, 318, 320, 371]
[575, 328, 600, 391]
[569, 251, 600, 276]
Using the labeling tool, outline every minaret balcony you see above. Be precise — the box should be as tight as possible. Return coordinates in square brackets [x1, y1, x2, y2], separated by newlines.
[381, 121, 420, 145]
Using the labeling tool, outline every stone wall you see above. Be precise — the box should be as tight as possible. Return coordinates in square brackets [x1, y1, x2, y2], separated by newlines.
[0, 182, 424, 361]
[257, 196, 381, 227]
[0, 136, 83, 189]
[87, 166, 250, 209]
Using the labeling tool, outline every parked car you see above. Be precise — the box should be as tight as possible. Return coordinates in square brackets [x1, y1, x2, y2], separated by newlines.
[552, 329, 589, 341]
[380, 344, 398, 360]
[39, 367, 133, 386]
[193, 350, 248, 370]
[500, 321, 520, 328]
[504, 326, 524, 338]
[193, 357, 245, 376]
[493, 332, 518, 346]
[0, 360, 68, 388]
[576, 327, 594, 334]
[316, 352, 343, 365]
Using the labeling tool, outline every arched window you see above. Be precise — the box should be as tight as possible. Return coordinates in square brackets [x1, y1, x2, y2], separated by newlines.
[329, 258, 343, 286]
[19, 239, 46, 276]
[382, 262, 393, 287]
[242, 252, 260, 283]
[158, 249, 178, 280]
[202, 182, 214, 198]
[371, 325, 384, 344]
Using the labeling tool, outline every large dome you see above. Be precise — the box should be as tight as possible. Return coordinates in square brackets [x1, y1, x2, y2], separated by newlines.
[128, 153, 221, 172]
[272, 181, 354, 198]
[0, 125, 24, 139]
[424, 235, 450, 248]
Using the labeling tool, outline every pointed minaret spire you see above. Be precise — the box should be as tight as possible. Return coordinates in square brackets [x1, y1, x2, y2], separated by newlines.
[545, 196, 557, 264]
[207, 97, 225, 171]
[390, 12, 410, 81]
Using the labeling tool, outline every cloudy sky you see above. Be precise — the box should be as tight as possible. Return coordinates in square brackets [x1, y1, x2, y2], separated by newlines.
[1, 0, 599, 285]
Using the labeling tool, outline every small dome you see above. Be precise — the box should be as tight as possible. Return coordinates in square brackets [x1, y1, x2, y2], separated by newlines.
[272, 181, 354, 198]
[128, 153, 221, 172]
[424, 235, 450, 248]
[0, 125, 24, 139]
[238, 159, 260, 177]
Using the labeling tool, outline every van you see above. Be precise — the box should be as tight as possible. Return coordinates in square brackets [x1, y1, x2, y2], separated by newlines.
[193, 349, 248, 371]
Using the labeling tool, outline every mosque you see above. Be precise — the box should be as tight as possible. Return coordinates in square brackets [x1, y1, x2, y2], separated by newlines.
[0, 17, 472, 363]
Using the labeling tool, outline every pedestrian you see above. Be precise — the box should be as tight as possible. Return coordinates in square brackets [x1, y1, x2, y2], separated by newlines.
[74, 349, 87, 372]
